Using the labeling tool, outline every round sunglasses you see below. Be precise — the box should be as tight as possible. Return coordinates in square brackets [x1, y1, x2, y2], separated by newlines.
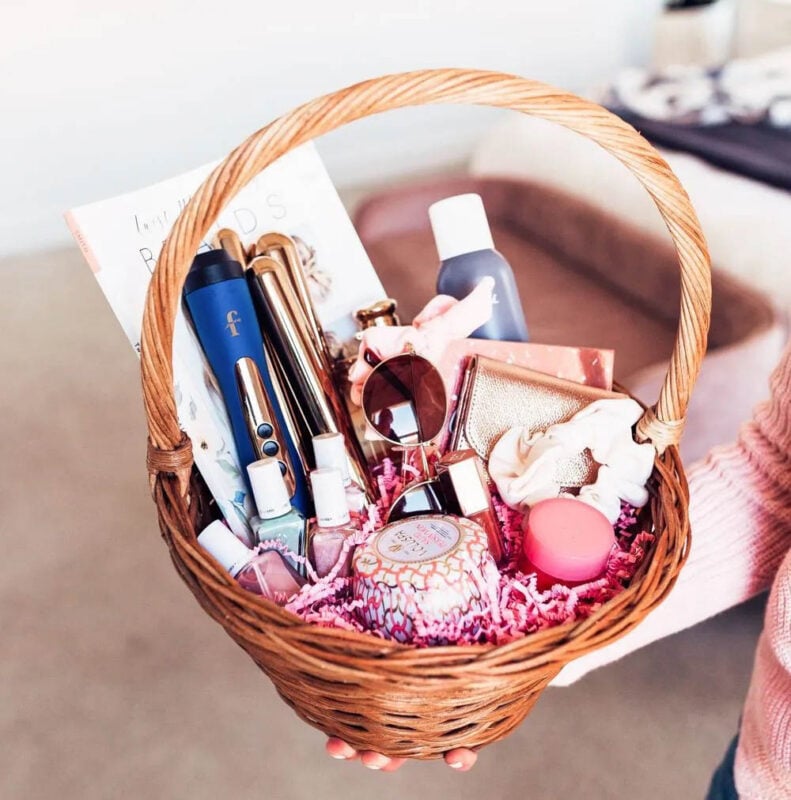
[360, 347, 447, 478]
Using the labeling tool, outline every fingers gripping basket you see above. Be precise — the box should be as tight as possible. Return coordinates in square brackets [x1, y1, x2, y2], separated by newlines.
[141, 69, 712, 758]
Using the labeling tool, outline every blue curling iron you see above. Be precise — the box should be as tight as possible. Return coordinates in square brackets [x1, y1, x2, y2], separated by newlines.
[183, 249, 311, 517]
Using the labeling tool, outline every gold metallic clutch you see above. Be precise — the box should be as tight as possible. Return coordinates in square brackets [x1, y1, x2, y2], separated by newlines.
[448, 355, 624, 487]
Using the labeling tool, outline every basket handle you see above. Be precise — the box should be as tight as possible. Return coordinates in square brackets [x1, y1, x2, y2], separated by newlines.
[141, 68, 711, 490]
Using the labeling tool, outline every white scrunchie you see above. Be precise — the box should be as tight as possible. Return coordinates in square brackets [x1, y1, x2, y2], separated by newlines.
[488, 398, 656, 523]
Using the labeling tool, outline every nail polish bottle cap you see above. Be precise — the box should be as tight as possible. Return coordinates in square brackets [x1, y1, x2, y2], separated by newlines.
[197, 520, 252, 577]
[310, 468, 351, 528]
[248, 457, 291, 520]
[428, 193, 495, 262]
[312, 432, 350, 485]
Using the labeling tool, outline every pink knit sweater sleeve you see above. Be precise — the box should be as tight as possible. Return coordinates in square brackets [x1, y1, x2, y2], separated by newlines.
[736, 548, 791, 797]
[733, 343, 791, 798]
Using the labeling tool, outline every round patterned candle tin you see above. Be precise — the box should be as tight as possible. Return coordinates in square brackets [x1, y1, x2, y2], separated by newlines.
[352, 514, 496, 643]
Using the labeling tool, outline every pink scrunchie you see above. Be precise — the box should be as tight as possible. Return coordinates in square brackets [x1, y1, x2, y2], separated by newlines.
[348, 277, 495, 405]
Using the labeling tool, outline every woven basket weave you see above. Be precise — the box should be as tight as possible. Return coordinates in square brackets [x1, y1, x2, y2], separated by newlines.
[140, 69, 712, 759]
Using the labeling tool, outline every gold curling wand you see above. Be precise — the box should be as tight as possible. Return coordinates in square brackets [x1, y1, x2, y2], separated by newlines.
[251, 233, 333, 375]
[246, 255, 375, 500]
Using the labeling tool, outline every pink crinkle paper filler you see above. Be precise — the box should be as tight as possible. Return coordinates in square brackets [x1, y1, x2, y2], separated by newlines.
[284, 459, 654, 647]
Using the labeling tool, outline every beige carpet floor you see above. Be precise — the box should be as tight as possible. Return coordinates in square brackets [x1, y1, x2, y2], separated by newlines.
[0, 246, 764, 799]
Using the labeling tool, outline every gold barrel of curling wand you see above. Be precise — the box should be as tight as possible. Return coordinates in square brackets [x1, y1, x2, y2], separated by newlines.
[246, 255, 375, 500]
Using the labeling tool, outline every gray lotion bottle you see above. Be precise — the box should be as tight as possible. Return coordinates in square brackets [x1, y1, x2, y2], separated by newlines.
[430, 194, 529, 342]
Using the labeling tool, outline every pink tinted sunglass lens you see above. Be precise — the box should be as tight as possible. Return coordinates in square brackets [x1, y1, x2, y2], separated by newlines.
[361, 354, 446, 446]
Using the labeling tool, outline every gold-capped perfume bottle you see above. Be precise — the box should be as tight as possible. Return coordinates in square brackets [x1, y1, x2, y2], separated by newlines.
[332, 299, 401, 466]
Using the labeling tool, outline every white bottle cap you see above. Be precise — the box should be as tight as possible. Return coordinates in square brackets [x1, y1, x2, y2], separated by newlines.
[428, 193, 495, 262]
[247, 457, 291, 520]
[310, 468, 351, 528]
[197, 520, 252, 577]
[312, 432, 350, 485]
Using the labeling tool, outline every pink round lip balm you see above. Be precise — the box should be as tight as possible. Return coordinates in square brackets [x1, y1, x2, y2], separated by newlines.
[519, 498, 616, 589]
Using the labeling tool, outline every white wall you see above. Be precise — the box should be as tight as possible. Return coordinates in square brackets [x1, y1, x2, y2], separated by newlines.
[735, 0, 791, 55]
[1, 0, 662, 256]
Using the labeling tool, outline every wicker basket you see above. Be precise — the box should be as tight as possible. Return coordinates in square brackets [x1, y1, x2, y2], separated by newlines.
[141, 69, 711, 759]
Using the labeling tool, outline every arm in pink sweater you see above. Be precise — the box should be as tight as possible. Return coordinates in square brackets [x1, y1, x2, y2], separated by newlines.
[733, 341, 791, 798]
[555, 341, 791, 794]
[736, 547, 791, 797]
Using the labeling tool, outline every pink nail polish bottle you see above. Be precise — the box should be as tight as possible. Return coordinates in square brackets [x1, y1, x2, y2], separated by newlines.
[312, 432, 367, 517]
[197, 520, 305, 604]
[308, 468, 359, 579]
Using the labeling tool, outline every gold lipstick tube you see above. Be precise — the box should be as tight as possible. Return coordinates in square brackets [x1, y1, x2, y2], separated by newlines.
[436, 449, 505, 565]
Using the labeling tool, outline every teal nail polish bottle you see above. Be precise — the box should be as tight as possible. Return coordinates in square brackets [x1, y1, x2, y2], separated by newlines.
[248, 457, 307, 577]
